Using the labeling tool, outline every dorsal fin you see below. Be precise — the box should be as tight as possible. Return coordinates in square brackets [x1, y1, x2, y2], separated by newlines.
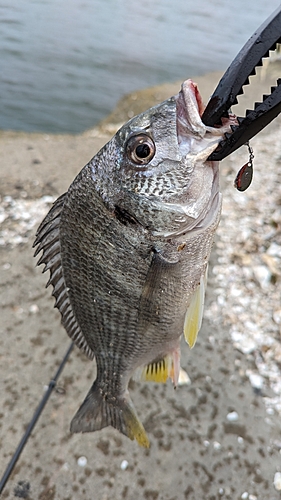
[33, 193, 95, 360]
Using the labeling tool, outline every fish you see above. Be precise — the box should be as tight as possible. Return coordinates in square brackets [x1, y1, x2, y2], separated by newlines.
[34, 79, 235, 447]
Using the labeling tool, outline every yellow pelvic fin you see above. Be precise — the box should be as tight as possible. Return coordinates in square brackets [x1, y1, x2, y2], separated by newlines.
[184, 270, 207, 348]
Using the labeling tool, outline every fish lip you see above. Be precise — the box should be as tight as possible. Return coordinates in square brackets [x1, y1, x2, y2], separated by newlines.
[175, 80, 236, 157]
[181, 80, 205, 118]
[175, 79, 207, 140]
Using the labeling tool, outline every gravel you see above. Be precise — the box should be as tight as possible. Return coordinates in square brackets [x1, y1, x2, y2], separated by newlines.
[206, 127, 281, 416]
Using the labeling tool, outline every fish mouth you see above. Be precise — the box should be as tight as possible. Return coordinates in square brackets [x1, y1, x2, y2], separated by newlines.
[176, 80, 206, 140]
[175, 79, 237, 157]
[151, 80, 228, 239]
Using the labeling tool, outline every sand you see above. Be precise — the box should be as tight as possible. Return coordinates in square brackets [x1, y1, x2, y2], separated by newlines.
[1, 69, 281, 500]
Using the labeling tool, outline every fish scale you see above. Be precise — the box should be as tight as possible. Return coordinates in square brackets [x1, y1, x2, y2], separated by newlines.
[60, 169, 147, 355]
[34, 79, 235, 447]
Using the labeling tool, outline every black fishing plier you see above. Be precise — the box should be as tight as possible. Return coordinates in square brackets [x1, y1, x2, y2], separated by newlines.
[202, 5, 281, 190]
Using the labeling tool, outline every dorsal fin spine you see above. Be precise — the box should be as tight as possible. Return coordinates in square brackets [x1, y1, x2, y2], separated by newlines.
[46, 266, 61, 288]
[42, 253, 61, 271]
[34, 194, 95, 360]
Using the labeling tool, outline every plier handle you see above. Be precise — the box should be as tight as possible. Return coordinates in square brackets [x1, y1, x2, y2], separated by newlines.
[202, 5, 281, 162]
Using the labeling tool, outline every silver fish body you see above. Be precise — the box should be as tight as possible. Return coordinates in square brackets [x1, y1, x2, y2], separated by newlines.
[34, 80, 234, 447]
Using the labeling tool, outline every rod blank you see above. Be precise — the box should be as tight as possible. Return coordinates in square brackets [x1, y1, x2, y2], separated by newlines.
[0, 342, 74, 495]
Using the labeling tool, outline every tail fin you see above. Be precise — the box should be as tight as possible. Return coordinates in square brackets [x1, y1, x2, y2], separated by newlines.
[70, 382, 150, 448]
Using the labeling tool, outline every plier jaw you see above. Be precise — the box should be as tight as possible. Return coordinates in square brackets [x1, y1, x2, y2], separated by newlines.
[202, 5, 281, 163]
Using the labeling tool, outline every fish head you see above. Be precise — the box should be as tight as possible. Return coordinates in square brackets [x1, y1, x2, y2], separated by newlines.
[90, 79, 236, 237]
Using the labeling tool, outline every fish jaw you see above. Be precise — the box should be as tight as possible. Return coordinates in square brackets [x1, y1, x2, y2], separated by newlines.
[176, 79, 238, 158]
[176, 80, 206, 138]
[146, 79, 237, 237]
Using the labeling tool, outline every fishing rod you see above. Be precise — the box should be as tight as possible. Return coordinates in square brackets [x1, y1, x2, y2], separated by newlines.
[0, 341, 74, 496]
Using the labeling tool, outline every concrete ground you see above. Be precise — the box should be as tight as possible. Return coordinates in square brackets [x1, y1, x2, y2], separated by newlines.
[1, 69, 281, 500]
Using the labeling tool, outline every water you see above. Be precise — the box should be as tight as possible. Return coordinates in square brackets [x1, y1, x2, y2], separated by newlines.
[1, 0, 280, 134]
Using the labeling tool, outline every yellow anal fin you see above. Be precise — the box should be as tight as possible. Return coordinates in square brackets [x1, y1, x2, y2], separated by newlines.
[184, 271, 206, 349]
[141, 356, 171, 384]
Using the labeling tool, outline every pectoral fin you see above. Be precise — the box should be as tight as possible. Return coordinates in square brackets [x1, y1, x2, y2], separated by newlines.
[138, 249, 180, 333]
[184, 269, 207, 348]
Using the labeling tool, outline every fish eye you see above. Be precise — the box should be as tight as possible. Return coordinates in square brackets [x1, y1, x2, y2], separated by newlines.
[126, 134, 155, 165]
